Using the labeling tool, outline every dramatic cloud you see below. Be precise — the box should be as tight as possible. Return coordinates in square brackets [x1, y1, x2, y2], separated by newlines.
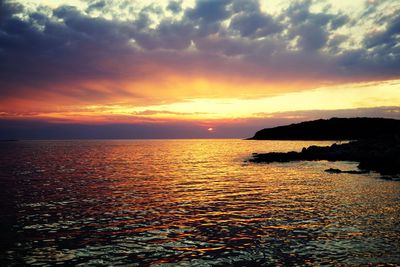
[0, 0, 399, 138]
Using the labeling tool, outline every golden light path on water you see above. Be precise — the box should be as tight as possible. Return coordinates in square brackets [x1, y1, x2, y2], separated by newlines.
[1, 139, 399, 265]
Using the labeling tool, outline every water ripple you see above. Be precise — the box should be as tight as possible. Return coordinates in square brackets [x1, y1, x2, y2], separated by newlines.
[0, 140, 399, 266]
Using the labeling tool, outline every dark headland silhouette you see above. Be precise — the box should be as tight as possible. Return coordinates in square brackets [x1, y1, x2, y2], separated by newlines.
[248, 117, 400, 140]
[248, 118, 400, 177]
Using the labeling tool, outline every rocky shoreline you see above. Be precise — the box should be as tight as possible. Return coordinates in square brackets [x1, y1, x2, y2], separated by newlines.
[249, 134, 400, 177]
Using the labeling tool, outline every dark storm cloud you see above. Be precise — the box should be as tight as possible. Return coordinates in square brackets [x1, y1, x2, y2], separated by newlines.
[181, 0, 235, 39]
[295, 22, 328, 51]
[0, 0, 400, 105]
[194, 36, 258, 56]
[330, 14, 348, 30]
[133, 19, 193, 50]
[231, 0, 259, 13]
[364, 13, 400, 49]
[186, 0, 232, 22]
[167, 0, 182, 13]
[86, 0, 106, 12]
[285, 0, 348, 51]
[0, 1, 139, 97]
[230, 9, 282, 37]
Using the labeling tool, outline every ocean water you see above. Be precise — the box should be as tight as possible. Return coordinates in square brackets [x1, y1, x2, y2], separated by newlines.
[0, 139, 399, 266]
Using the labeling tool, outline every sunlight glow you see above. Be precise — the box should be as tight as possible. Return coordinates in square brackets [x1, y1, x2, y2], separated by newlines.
[1, 79, 398, 123]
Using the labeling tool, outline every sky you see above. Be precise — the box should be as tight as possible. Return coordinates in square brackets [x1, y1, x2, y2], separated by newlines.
[0, 0, 399, 139]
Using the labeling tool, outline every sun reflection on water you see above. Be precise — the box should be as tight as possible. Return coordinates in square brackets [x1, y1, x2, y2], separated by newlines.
[0, 140, 399, 265]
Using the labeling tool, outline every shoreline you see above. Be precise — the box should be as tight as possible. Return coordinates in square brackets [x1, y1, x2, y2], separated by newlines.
[249, 135, 400, 178]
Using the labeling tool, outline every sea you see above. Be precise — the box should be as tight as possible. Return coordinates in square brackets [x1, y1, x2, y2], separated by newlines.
[0, 139, 399, 266]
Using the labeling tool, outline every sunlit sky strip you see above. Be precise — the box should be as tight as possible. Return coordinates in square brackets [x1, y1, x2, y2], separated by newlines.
[2, 80, 398, 122]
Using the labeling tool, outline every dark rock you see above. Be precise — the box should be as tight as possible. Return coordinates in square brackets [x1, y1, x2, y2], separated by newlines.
[249, 133, 400, 176]
[325, 168, 370, 174]
[325, 168, 343, 173]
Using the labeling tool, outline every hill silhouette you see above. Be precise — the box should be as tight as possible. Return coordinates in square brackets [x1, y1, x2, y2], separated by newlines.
[249, 117, 400, 140]
[248, 117, 400, 177]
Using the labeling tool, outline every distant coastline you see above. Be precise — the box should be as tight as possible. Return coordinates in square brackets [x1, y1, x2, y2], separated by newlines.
[248, 118, 400, 178]
[248, 117, 400, 140]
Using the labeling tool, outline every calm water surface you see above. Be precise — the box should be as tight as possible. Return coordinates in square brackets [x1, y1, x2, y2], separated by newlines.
[0, 140, 399, 266]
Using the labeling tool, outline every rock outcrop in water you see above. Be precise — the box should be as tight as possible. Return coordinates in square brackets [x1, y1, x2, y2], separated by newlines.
[248, 117, 400, 140]
[248, 118, 400, 177]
